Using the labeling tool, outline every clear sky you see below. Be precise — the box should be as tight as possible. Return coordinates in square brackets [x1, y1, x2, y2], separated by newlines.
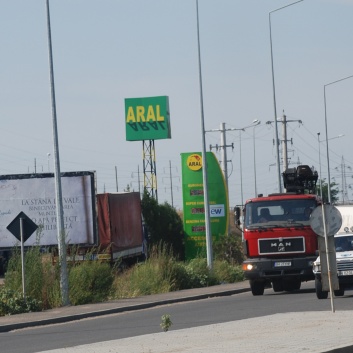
[1, 0, 352, 210]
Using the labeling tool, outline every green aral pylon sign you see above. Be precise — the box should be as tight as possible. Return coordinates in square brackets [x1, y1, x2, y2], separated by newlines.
[181, 152, 229, 260]
[125, 96, 171, 141]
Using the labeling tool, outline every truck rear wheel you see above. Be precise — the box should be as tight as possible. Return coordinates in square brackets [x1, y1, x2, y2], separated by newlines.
[315, 277, 328, 299]
[250, 280, 265, 296]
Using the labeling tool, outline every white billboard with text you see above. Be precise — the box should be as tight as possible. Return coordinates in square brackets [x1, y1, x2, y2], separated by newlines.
[0, 172, 96, 248]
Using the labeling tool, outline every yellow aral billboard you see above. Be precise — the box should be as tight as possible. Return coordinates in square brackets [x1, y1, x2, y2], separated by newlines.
[125, 96, 171, 141]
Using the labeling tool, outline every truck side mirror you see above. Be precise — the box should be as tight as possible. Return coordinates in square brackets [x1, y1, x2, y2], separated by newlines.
[234, 206, 241, 226]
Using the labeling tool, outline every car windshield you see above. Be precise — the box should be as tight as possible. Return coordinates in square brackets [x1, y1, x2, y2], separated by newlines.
[244, 199, 317, 228]
[335, 236, 353, 252]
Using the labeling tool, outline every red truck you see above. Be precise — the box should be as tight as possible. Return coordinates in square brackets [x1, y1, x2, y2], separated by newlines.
[237, 165, 321, 295]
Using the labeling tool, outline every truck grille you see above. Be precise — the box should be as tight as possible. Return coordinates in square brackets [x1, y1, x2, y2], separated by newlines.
[259, 237, 305, 255]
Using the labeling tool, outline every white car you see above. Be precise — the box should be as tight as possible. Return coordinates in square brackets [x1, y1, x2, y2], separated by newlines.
[313, 231, 353, 299]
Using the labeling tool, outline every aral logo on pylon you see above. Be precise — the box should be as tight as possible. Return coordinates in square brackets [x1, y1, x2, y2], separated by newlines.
[187, 154, 202, 171]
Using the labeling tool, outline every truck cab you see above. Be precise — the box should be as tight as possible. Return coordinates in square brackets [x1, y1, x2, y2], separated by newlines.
[240, 165, 320, 296]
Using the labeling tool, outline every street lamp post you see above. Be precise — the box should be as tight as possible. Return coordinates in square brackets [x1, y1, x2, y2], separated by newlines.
[269, 0, 304, 193]
[317, 133, 324, 200]
[239, 130, 244, 206]
[324, 74, 353, 204]
[195, 0, 213, 270]
[239, 120, 260, 207]
[47, 153, 51, 172]
[253, 121, 261, 197]
[45, 0, 69, 306]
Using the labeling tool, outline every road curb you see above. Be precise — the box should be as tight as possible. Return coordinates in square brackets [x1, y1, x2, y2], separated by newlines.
[0, 287, 250, 332]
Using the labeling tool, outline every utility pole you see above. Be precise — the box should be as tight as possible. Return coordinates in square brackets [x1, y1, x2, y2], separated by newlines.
[162, 161, 179, 207]
[335, 156, 351, 204]
[267, 112, 302, 178]
[208, 122, 234, 192]
[115, 166, 118, 192]
[131, 165, 142, 196]
[207, 121, 259, 195]
[282, 114, 289, 172]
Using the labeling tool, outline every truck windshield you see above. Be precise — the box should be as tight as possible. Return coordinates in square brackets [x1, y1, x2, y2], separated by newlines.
[244, 199, 317, 228]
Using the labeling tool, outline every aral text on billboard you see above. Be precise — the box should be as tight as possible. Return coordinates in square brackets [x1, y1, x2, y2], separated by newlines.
[125, 96, 171, 141]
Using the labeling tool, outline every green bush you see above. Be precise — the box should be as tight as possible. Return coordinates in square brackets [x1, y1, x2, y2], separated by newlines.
[167, 261, 190, 290]
[142, 192, 185, 260]
[0, 287, 42, 316]
[113, 243, 176, 298]
[68, 261, 114, 305]
[4, 246, 62, 310]
[3, 244, 115, 310]
[112, 242, 245, 299]
[213, 233, 245, 265]
[212, 260, 244, 283]
[184, 258, 218, 288]
[125, 262, 172, 296]
[2, 238, 245, 313]
[5, 245, 46, 308]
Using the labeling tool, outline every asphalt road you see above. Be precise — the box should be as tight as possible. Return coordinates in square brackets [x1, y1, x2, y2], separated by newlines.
[1, 282, 352, 353]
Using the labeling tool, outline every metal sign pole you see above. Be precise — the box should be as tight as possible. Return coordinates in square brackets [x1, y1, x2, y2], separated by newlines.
[321, 205, 335, 312]
[20, 217, 26, 300]
[6, 211, 38, 303]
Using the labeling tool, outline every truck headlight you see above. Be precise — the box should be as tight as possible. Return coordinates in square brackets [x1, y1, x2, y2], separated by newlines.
[242, 263, 256, 271]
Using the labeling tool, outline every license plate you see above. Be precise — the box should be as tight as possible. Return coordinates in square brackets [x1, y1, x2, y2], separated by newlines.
[274, 261, 291, 267]
[339, 270, 353, 276]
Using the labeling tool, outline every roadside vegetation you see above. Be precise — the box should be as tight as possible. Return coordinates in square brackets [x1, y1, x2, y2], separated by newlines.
[0, 193, 244, 316]
[0, 233, 244, 316]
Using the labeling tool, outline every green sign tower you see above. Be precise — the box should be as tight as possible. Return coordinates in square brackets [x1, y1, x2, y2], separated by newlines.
[181, 152, 229, 259]
[125, 96, 171, 199]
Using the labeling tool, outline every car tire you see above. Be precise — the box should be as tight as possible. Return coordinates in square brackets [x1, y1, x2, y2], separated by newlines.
[315, 277, 328, 299]
[334, 288, 345, 297]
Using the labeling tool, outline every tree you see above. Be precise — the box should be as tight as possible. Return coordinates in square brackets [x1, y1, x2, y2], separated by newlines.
[141, 191, 185, 260]
[316, 179, 339, 204]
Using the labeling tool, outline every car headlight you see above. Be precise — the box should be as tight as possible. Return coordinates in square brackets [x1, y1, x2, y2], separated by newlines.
[313, 262, 321, 273]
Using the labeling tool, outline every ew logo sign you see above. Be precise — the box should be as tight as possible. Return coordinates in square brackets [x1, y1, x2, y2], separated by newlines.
[210, 204, 225, 217]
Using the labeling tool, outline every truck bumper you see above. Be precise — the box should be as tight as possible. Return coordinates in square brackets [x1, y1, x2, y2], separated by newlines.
[243, 256, 316, 282]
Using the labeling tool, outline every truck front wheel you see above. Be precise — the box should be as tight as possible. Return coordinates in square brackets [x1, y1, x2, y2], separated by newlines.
[315, 277, 328, 299]
[250, 280, 265, 296]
